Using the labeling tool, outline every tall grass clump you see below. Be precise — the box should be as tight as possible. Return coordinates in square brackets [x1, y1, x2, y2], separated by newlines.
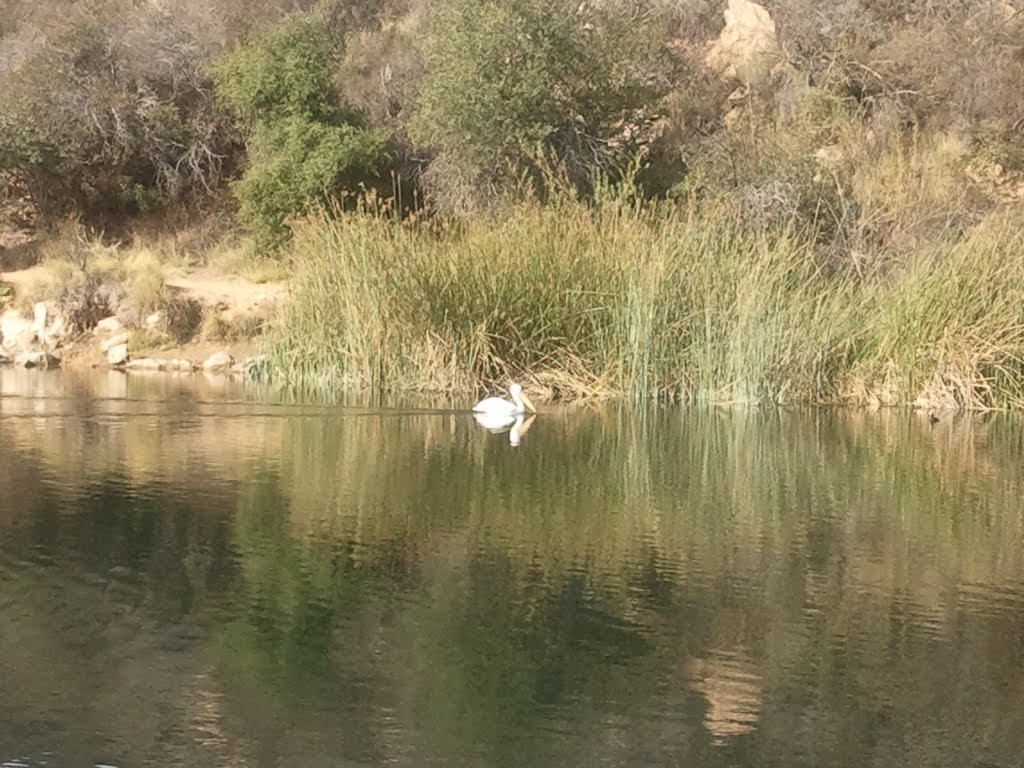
[16, 240, 168, 331]
[262, 184, 1024, 411]
[271, 192, 861, 404]
[853, 213, 1024, 410]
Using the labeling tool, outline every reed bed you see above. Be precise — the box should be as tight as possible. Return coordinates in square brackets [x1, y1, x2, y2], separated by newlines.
[270, 196, 1024, 409]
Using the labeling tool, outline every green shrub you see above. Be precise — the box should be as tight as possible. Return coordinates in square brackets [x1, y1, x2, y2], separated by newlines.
[234, 116, 388, 248]
[213, 11, 391, 248]
[410, 0, 676, 211]
[213, 13, 343, 124]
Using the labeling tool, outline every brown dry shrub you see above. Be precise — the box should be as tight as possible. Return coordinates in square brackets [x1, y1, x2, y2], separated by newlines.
[164, 294, 204, 343]
[0, 0, 237, 222]
[865, 7, 1024, 129]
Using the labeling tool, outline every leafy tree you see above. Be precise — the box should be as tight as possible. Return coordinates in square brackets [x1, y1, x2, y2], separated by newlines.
[234, 116, 389, 247]
[213, 11, 390, 248]
[213, 13, 343, 125]
[409, 0, 675, 212]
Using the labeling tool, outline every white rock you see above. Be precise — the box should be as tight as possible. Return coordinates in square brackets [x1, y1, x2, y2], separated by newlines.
[33, 302, 48, 333]
[706, 0, 782, 85]
[202, 350, 234, 372]
[1, 309, 36, 355]
[106, 343, 129, 366]
[100, 332, 130, 353]
[41, 313, 67, 347]
[95, 316, 124, 335]
[144, 311, 164, 328]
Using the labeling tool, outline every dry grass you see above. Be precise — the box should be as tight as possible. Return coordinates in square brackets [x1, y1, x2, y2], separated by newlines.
[12, 238, 171, 332]
[127, 327, 173, 353]
[204, 238, 291, 284]
[201, 310, 268, 343]
[852, 210, 1024, 410]
[3, 218, 279, 348]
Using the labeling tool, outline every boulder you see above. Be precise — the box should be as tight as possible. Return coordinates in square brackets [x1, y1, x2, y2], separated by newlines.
[40, 313, 67, 348]
[106, 343, 130, 367]
[706, 0, 783, 86]
[100, 332, 130, 353]
[144, 311, 164, 329]
[15, 351, 60, 369]
[1, 309, 37, 355]
[202, 350, 234, 372]
[30, 301, 71, 349]
[32, 302, 48, 333]
[95, 316, 124, 335]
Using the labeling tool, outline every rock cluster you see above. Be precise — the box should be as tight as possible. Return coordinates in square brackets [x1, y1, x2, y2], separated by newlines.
[0, 301, 268, 380]
[1, 302, 65, 368]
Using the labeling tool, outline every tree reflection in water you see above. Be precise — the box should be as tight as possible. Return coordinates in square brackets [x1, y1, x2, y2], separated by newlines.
[1, 370, 1023, 766]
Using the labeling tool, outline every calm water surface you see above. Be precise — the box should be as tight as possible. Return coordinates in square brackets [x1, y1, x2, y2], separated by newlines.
[1, 369, 1023, 767]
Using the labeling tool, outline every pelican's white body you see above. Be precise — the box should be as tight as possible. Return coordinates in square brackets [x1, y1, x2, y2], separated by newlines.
[472, 383, 535, 416]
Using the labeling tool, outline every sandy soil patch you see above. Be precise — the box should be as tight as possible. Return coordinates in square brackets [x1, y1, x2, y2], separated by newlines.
[1, 263, 287, 369]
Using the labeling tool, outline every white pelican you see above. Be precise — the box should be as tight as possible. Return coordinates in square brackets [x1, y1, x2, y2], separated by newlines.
[472, 383, 536, 417]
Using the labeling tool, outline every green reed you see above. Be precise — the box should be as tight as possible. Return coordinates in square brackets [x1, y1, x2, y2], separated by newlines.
[270, 194, 1024, 409]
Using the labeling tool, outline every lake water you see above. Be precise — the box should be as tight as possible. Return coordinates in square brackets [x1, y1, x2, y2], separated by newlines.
[1, 369, 1023, 767]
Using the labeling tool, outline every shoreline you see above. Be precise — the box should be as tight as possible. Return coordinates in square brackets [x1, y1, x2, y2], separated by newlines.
[1, 261, 279, 381]
[0, 361, 1002, 425]
[6, 200, 1024, 413]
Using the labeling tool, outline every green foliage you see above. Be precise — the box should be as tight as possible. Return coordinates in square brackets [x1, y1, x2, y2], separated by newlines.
[213, 11, 391, 249]
[271, 193, 1024, 410]
[410, 0, 675, 211]
[234, 116, 388, 248]
[270, 193, 860, 404]
[4, 0, 1024, 293]
[213, 13, 342, 124]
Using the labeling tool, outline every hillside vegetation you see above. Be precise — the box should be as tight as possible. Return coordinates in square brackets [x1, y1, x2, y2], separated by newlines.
[4, 0, 1024, 407]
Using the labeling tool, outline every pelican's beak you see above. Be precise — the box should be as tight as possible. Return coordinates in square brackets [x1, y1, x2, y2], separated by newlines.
[519, 391, 537, 414]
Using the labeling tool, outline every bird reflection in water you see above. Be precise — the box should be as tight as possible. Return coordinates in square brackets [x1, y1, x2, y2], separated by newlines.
[473, 412, 537, 446]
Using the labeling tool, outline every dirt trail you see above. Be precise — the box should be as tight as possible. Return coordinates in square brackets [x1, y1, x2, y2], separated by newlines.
[1, 265, 287, 315]
[165, 268, 287, 315]
[1, 263, 288, 368]
[0, 263, 47, 293]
